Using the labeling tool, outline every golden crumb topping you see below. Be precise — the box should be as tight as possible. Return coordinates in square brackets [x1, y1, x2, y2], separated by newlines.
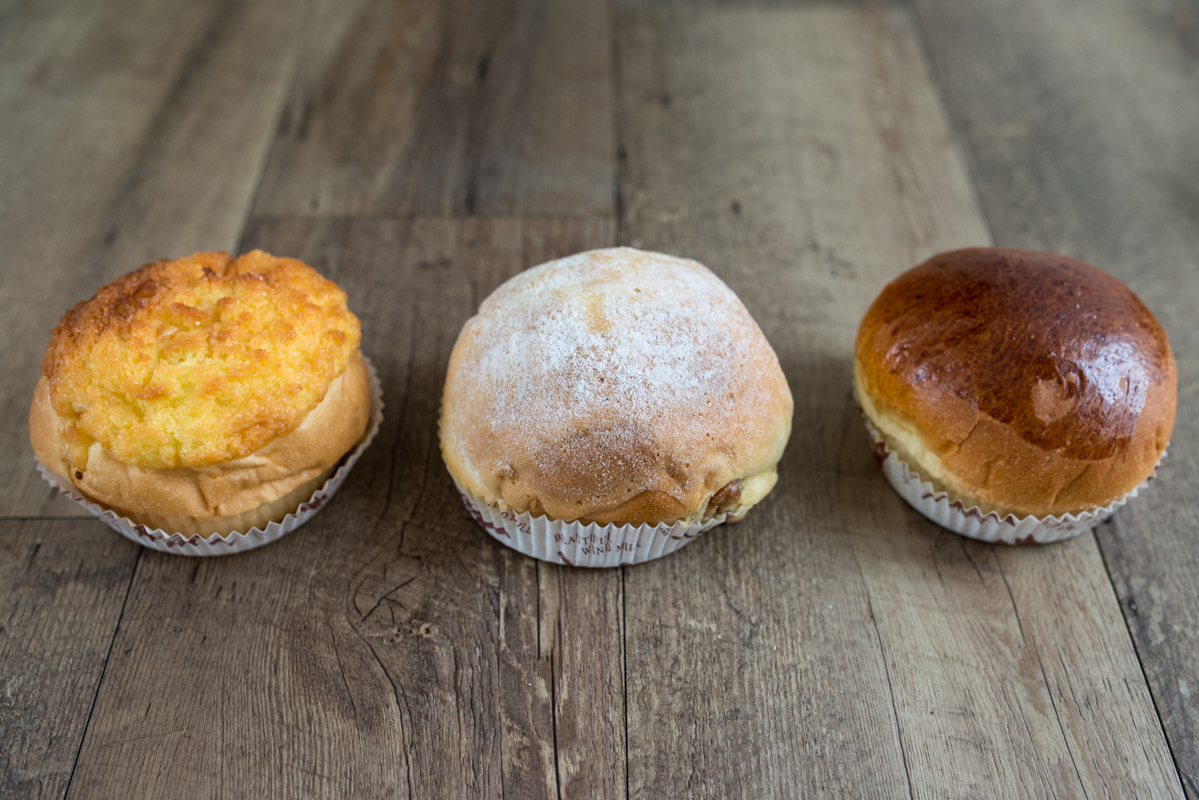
[43, 251, 361, 470]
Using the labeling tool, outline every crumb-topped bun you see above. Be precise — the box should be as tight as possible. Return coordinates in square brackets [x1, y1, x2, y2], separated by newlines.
[855, 247, 1175, 518]
[440, 247, 793, 527]
[30, 250, 371, 536]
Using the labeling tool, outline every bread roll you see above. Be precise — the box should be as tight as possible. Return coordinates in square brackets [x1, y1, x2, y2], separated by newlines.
[855, 247, 1175, 518]
[440, 247, 793, 527]
[30, 251, 372, 536]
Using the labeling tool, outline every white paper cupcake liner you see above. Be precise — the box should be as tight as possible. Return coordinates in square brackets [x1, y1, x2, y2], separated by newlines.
[454, 480, 728, 567]
[36, 355, 384, 557]
[863, 415, 1160, 544]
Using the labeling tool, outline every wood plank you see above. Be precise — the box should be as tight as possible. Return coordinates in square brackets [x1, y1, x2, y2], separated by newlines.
[66, 218, 627, 799]
[251, 0, 614, 218]
[618, 7, 948, 796]
[0, 520, 139, 800]
[911, 0, 1199, 795]
[0, 0, 311, 517]
[849, 478, 1182, 798]
[996, 539, 1184, 796]
[517, 220, 627, 799]
[617, 4, 1180, 796]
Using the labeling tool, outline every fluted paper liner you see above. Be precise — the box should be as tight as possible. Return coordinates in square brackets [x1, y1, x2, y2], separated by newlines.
[36, 355, 384, 557]
[454, 479, 728, 567]
[863, 415, 1160, 544]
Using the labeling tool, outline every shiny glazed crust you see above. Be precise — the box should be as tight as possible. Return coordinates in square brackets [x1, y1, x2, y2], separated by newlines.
[440, 248, 793, 525]
[31, 351, 371, 535]
[855, 248, 1176, 516]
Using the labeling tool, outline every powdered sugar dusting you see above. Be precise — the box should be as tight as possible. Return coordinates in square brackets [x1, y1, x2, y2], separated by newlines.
[442, 248, 792, 520]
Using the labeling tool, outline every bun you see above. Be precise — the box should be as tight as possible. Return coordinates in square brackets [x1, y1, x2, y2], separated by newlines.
[30, 251, 371, 536]
[440, 247, 793, 526]
[855, 247, 1175, 517]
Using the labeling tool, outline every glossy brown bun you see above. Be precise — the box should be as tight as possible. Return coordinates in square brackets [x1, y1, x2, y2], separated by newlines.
[441, 248, 793, 526]
[855, 248, 1175, 517]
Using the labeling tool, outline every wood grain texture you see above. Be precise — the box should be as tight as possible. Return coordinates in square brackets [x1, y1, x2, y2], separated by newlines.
[0, 520, 138, 800]
[617, 6, 965, 796]
[995, 539, 1183, 796]
[617, 4, 1180, 796]
[911, 0, 1199, 794]
[0, 0, 311, 518]
[252, 0, 614, 218]
[848, 476, 1182, 799]
[4, 0, 1195, 796]
[66, 218, 626, 799]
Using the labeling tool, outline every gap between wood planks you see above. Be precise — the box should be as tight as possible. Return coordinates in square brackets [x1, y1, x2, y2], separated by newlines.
[62, 549, 143, 799]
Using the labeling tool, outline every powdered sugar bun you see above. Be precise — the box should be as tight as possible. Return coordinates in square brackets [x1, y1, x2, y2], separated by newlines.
[440, 247, 793, 533]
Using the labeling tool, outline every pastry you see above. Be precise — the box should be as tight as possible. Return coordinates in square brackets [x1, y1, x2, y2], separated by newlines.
[440, 247, 793, 565]
[30, 250, 376, 545]
[855, 247, 1175, 541]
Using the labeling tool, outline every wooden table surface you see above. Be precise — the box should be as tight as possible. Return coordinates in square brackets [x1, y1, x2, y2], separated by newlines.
[2, 0, 1197, 797]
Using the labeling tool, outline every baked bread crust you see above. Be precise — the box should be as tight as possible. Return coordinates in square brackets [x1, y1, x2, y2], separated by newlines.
[31, 351, 370, 530]
[855, 248, 1176, 516]
[42, 250, 360, 471]
[31, 251, 370, 535]
[440, 248, 793, 526]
